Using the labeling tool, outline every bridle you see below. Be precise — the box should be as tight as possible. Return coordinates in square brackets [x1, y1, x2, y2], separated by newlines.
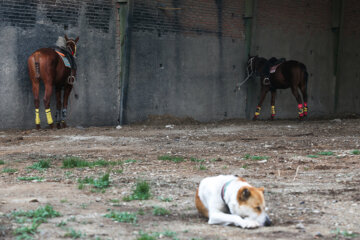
[66, 40, 77, 56]
[234, 56, 256, 91]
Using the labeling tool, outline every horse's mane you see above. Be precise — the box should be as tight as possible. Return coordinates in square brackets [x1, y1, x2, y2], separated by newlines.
[56, 36, 66, 48]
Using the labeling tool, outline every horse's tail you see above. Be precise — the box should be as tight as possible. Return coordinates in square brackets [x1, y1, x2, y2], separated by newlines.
[34, 52, 40, 80]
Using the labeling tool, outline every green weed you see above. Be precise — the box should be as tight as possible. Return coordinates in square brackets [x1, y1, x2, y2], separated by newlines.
[158, 196, 173, 202]
[123, 180, 151, 201]
[124, 159, 137, 164]
[17, 176, 43, 181]
[104, 210, 137, 224]
[137, 231, 157, 240]
[27, 159, 51, 171]
[351, 150, 360, 155]
[190, 157, 205, 163]
[152, 206, 170, 216]
[0, 160, 4, 165]
[64, 228, 83, 239]
[62, 156, 90, 168]
[13, 222, 39, 239]
[158, 155, 184, 163]
[317, 151, 334, 156]
[78, 173, 110, 191]
[199, 164, 207, 170]
[241, 164, 248, 169]
[2, 168, 17, 173]
[307, 155, 319, 158]
[244, 154, 268, 161]
[332, 228, 358, 240]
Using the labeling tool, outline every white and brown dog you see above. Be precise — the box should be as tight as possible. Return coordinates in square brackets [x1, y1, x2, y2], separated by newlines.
[195, 175, 271, 228]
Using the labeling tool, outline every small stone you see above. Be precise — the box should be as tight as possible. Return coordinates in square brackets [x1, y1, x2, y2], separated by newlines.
[1, 201, 6, 204]
[315, 232, 323, 238]
[299, 201, 305, 205]
[64, 179, 72, 184]
[116, 125, 122, 130]
[295, 223, 305, 229]
[99, 224, 104, 227]
[95, 197, 101, 202]
[29, 199, 39, 203]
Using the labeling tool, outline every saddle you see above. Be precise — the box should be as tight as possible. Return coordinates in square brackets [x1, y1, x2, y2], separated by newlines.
[52, 46, 77, 70]
[268, 57, 285, 73]
[52, 46, 77, 85]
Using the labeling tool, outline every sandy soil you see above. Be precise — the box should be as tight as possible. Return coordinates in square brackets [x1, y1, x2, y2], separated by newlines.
[0, 118, 359, 240]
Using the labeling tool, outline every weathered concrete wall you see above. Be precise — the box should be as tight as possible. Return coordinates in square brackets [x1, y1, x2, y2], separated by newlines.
[336, 0, 360, 114]
[0, 0, 119, 129]
[248, 0, 335, 119]
[124, 0, 248, 123]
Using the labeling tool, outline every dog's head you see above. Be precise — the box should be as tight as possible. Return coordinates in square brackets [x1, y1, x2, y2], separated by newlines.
[228, 185, 271, 226]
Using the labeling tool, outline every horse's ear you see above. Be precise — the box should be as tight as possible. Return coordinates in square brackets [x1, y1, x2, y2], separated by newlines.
[64, 35, 69, 41]
[75, 37, 79, 43]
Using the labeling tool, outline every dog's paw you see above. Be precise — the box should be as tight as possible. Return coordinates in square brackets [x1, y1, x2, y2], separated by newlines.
[240, 220, 259, 229]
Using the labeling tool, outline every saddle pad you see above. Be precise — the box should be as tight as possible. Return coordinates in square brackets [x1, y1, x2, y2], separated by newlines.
[270, 63, 282, 73]
[55, 51, 71, 68]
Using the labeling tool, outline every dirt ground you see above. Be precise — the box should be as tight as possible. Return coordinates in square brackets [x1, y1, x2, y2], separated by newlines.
[0, 118, 359, 240]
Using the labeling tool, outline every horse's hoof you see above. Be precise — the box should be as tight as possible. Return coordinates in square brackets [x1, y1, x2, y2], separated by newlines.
[56, 122, 61, 129]
[36, 124, 41, 130]
[252, 116, 258, 121]
[49, 123, 54, 129]
[61, 122, 67, 128]
[270, 117, 274, 121]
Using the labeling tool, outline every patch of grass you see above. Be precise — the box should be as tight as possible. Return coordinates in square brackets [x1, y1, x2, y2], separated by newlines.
[123, 180, 151, 201]
[2, 168, 17, 173]
[124, 159, 137, 164]
[62, 157, 121, 169]
[317, 151, 334, 156]
[158, 155, 184, 163]
[109, 199, 120, 204]
[27, 159, 51, 171]
[241, 164, 248, 169]
[332, 228, 358, 239]
[152, 206, 170, 216]
[190, 157, 205, 163]
[0, 160, 4, 165]
[104, 210, 137, 224]
[78, 173, 110, 191]
[60, 199, 68, 203]
[137, 231, 157, 240]
[17, 176, 43, 181]
[158, 196, 173, 202]
[199, 164, 207, 170]
[161, 230, 179, 240]
[64, 228, 83, 239]
[112, 169, 123, 174]
[13, 222, 39, 239]
[11, 205, 60, 239]
[137, 208, 145, 215]
[307, 154, 319, 158]
[62, 156, 90, 168]
[56, 221, 67, 227]
[243, 154, 268, 161]
[351, 150, 360, 155]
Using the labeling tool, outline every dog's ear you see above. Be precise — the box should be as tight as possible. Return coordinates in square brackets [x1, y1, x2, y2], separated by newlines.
[258, 187, 264, 193]
[240, 188, 251, 201]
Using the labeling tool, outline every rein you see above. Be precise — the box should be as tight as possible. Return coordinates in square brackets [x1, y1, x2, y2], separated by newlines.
[235, 57, 255, 91]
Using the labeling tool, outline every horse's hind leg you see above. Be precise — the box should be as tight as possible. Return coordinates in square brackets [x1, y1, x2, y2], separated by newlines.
[61, 85, 73, 128]
[28, 55, 41, 129]
[291, 87, 304, 119]
[55, 86, 62, 129]
[43, 82, 54, 128]
[270, 90, 276, 120]
[253, 87, 269, 120]
[300, 84, 308, 117]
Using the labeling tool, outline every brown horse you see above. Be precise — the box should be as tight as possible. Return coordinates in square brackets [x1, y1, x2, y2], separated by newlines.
[28, 35, 79, 129]
[246, 56, 308, 120]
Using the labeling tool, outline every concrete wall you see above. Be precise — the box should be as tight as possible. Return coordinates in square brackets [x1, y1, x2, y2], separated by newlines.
[0, 0, 119, 129]
[336, 0, 360, 114]
[124, 0, 248, 123]
[248, 0, 335, 119]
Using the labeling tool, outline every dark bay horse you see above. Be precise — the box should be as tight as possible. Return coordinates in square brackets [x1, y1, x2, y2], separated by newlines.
[246, 56, 308, 120]
[28, 35, 79, 129]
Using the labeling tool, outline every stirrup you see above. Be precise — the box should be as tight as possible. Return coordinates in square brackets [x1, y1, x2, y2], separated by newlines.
[263, 77, 270, 85]
[68, 75, 75, 85]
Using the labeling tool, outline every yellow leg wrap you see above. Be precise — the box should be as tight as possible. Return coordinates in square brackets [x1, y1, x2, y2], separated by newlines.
[271, 106, 276, 115]
[254, 106, 261, 116]
[35, 109, 40, 125]
[45, 108, 54, 125]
